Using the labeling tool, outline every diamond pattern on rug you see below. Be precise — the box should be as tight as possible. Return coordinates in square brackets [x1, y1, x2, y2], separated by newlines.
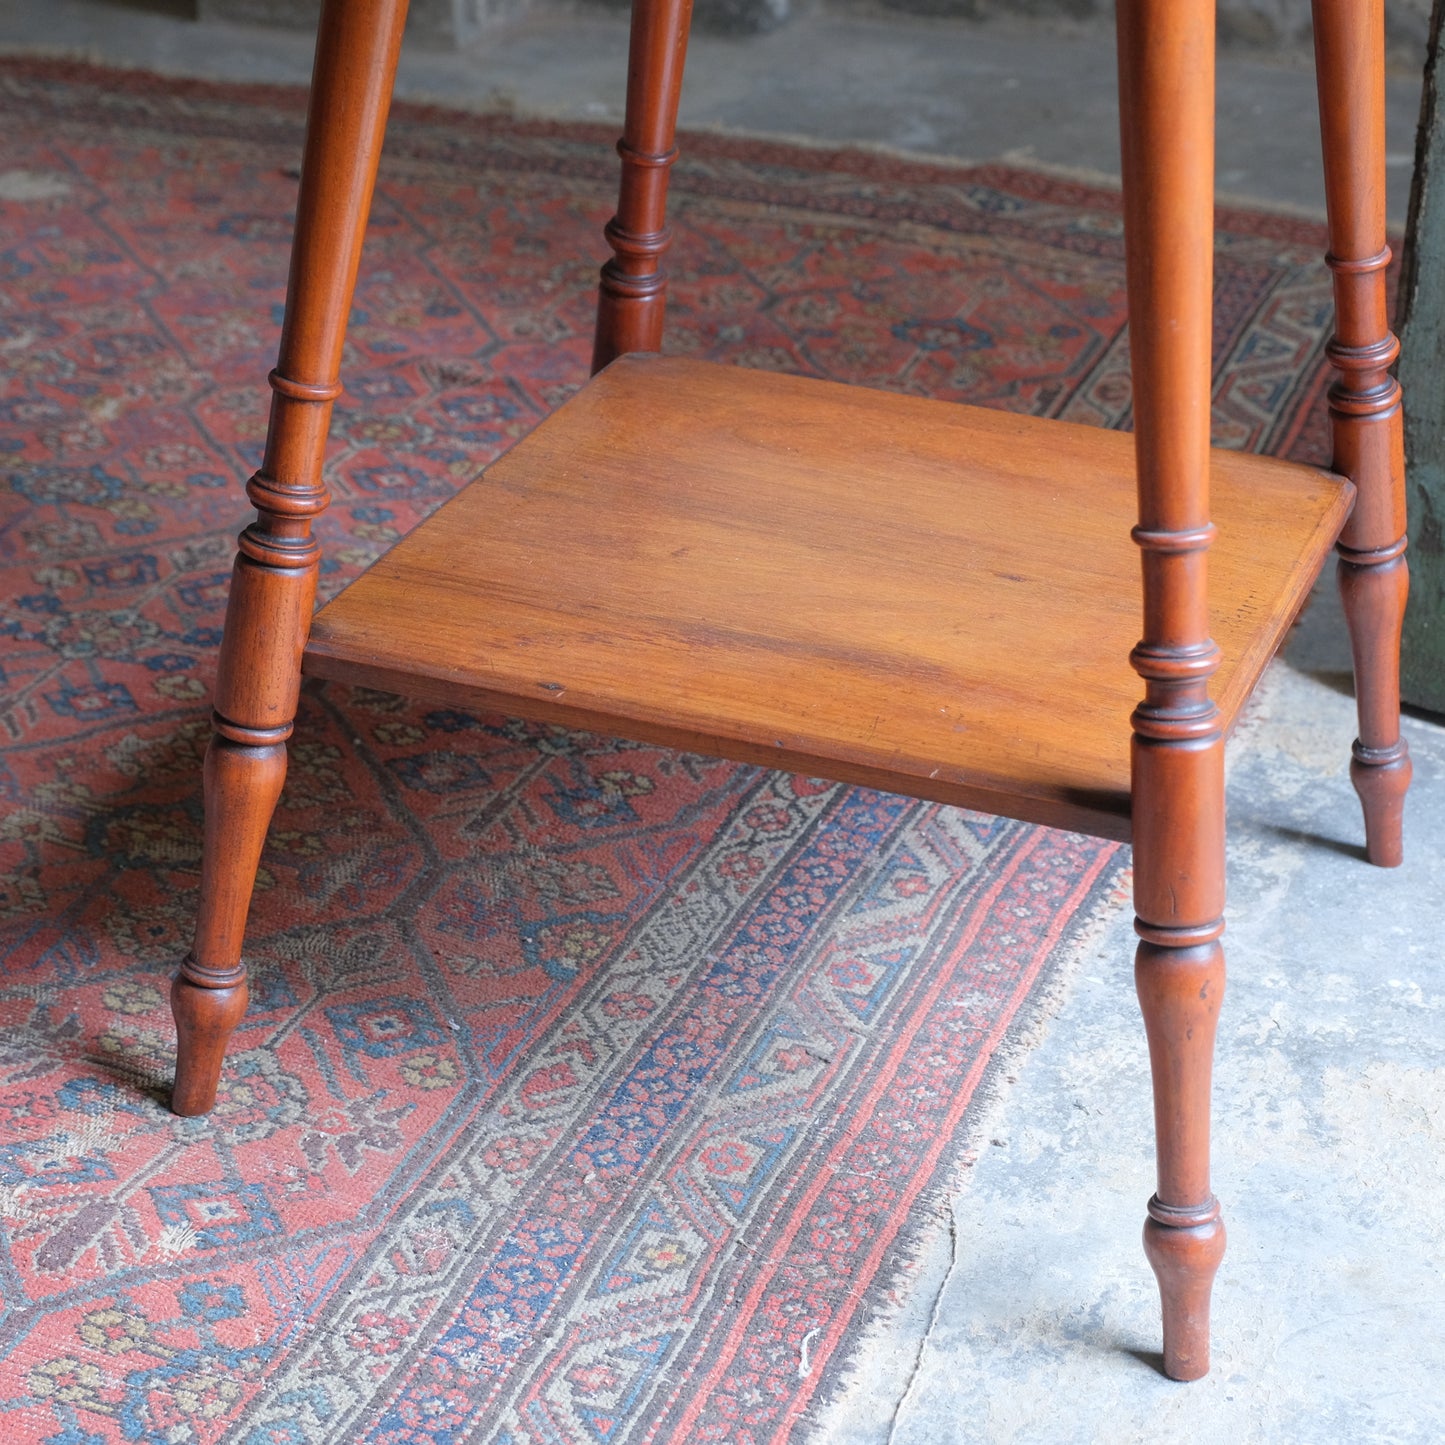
[0, 56, 1342, 1445]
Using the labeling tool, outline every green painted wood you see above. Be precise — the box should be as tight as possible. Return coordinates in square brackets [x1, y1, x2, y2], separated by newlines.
[1398, 0, 1445, 712]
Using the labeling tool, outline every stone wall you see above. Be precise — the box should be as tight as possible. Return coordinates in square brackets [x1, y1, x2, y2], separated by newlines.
[1217, 0, 1429, 52]
[197, 0, 528, 48]
[873, 0, 1429, 57]
[197, 0, 1432, 56]
[1397, 0, 1445, 711]
[201, 0, 791, 39]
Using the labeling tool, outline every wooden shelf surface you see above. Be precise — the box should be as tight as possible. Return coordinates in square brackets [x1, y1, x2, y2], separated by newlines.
[303, 355, 1353, 839]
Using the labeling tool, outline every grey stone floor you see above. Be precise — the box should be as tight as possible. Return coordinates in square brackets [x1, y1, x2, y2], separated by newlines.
[4, 5, 1442, 1441]
[0, 0, 1425, 220]
[814, 658, 1445, 1444]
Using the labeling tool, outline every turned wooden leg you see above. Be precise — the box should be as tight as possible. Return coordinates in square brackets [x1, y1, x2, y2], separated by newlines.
[1313, 0, 1411, 866]
[173, 0, 409, 1114]
[1116, 0, 1226, 1378]
[1340, 551, 1410, 864]
[173, 732, 285, 1115]
[592, 0, 694, 372]
[1132, 739, 1228, 1380]
[1135, 932, 1227, 1379]
[174, 483, 322, 1116]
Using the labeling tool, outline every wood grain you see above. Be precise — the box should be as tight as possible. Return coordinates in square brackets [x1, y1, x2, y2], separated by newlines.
[591, 0, 693, 371]
[1314, 0, 1412, 866]
[304, 354, 1353, 841]
[175, 0, 409, 1116]
[180, 0, 1400, 1383]
[1117, 0, 1228, 1380]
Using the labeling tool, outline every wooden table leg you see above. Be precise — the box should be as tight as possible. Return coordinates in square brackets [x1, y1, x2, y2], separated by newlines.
[1313, 0, 1412, 868]
[592, 0, 694, 372]
[1116, 0, 1227, 1380]
[172, 0, 410, 1115]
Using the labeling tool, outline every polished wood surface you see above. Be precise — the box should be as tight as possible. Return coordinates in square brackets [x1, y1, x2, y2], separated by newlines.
[172, 0, 410, 1115]
[304, 355, 1351, 843]
[177, 0, 1410, 1384]
[1116, 0, 1227, 1380]
[592, 0, 693, 370]
[1313, 0, 1413, 867]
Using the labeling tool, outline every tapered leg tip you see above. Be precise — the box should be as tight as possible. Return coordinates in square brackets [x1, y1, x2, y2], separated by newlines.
[170, 1082, 221, 1118]
[1143, 1206, 1225, 1382]
[1351, 744, 1410, 869]
[170, 966, 248, 1118]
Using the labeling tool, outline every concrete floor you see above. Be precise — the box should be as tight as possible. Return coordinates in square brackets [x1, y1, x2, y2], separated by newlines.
[0, 0, 1425, 221]
[816, 660, 1445, 1444]
[4, 4, 1443, 1441]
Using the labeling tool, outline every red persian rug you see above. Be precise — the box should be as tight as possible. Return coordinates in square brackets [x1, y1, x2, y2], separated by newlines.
[0, 58, 1334, 1445]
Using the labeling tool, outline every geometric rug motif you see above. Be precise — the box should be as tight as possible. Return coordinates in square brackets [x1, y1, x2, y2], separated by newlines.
[0, 57, 1339, 1445]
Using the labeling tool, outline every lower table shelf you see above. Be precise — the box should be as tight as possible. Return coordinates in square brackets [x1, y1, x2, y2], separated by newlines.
[303, 354, 1354, 840]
